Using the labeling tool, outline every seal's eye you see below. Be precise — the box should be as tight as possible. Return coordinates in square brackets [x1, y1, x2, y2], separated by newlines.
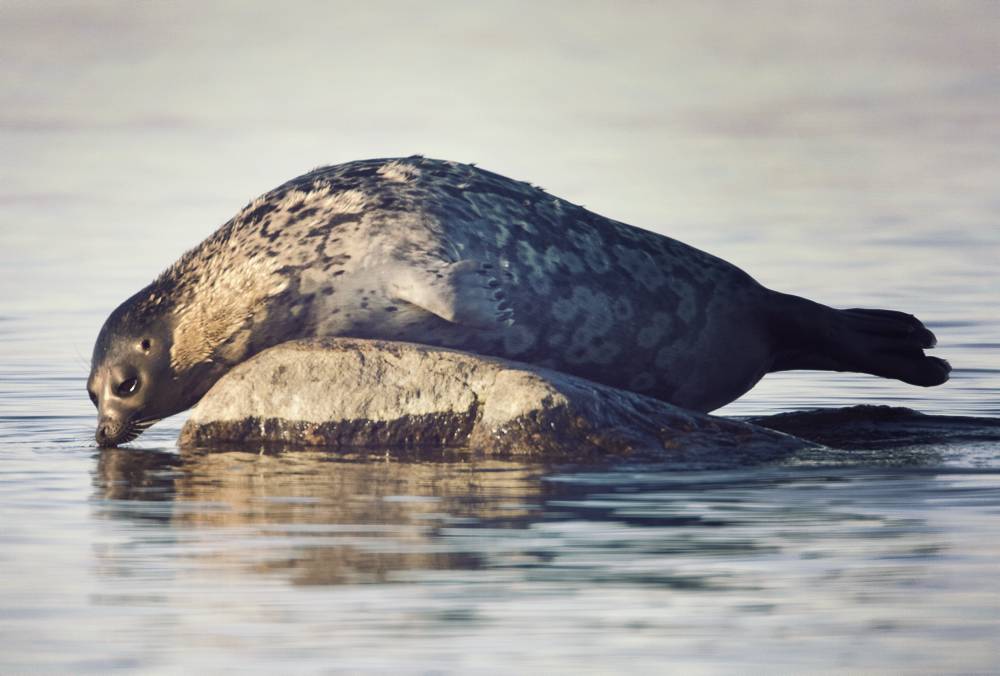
[140, 339, 151, 352]
[117, 378, 139, 397]
[88, 389, 98, 407]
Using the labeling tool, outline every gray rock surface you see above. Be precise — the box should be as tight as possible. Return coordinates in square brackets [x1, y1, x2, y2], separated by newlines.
[179, 338, 807, 460]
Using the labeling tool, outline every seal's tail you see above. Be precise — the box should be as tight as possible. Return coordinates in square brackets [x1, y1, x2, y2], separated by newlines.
[769, 295, 951, 387]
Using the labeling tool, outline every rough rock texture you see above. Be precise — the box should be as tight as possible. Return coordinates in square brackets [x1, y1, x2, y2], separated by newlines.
[179, 338, 808, 460]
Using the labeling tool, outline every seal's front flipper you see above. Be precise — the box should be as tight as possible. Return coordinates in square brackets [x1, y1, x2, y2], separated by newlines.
[390, 260, 513, 329]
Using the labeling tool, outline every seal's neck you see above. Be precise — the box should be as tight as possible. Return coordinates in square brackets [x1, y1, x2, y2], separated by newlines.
[159, 244, 289, 376]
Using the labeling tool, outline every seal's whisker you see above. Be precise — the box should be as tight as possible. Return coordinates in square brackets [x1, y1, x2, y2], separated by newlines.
[72, 342, 92, 372]
[119, 427, 142, 444]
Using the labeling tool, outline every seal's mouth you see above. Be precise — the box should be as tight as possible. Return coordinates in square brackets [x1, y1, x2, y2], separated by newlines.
[96, 415, 161, 447]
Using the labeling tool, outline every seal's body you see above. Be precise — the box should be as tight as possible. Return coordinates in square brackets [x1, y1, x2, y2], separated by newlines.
[88, 157, 950, 446]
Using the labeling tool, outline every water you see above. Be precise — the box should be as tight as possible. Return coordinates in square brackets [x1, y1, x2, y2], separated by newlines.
[2, 2, 999, 672]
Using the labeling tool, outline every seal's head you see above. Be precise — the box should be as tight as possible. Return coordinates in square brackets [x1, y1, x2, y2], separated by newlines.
[87, 287, 210, 447]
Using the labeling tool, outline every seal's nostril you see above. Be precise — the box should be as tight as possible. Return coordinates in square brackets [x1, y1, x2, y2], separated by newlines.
[95, 418, 128, 447]
[95, 423, 115, 446]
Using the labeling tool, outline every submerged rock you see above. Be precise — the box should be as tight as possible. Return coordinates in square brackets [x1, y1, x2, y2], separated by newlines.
[179, 338, 806, 460]
[748, 404, 1000, 450]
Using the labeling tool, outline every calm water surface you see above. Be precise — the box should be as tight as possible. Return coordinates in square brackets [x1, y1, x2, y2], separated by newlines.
[1, 2, 999, 673]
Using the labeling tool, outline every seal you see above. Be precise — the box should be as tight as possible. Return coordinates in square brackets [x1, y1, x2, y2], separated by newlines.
[87, 156, 951, 446]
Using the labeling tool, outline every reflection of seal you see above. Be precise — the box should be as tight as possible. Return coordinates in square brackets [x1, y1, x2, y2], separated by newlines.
[88, 156, 950, 446]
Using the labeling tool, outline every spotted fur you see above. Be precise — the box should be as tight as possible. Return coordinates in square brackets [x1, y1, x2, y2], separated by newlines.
[99, 156, 782, 414]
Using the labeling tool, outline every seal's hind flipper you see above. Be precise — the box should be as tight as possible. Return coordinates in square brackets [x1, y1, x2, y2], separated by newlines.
[769, 294, 951, 387]
[390, 260, 514, 329]
[836, 308, 951, 386]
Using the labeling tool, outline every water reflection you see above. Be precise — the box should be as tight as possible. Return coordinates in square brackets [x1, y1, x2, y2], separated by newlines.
[92, 446, 985, 594]
[96, 448, 550, 585]
[12, 434, 973, 673]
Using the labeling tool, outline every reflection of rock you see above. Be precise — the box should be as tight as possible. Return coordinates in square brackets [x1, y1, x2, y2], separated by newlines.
[180, 338, 805, 459]
[749, 405, 1000, 449]
[100, 402, 994, 590]
[96, 446, 548, 585]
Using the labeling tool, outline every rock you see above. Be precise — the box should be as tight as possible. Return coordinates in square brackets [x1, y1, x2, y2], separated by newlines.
[179, 338, 808, 460]
[748, 404, 1000, 450]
